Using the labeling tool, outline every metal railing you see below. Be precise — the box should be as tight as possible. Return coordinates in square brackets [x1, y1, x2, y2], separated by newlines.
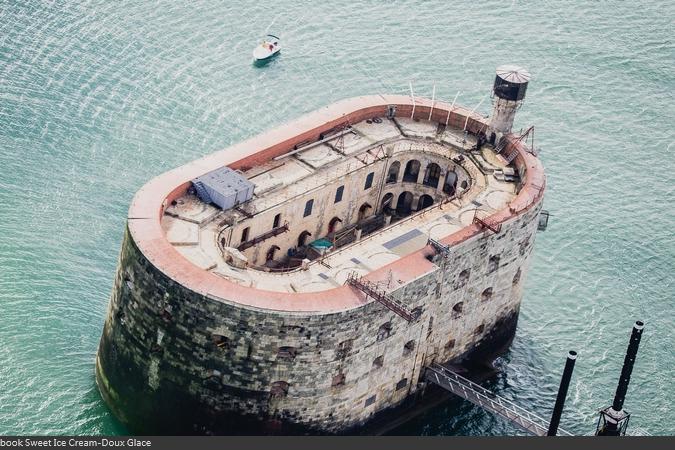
[237, 222, 289, 251]
[425, 364, 573, 436]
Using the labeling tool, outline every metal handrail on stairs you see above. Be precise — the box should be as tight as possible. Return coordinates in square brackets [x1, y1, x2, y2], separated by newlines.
[425, 363, 572, 436]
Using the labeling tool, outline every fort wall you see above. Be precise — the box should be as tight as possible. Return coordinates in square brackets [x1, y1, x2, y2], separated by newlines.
[97, 201, 539, 433]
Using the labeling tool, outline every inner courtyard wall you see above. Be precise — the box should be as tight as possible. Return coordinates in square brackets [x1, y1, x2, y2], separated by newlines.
[224, 146, 471, 267]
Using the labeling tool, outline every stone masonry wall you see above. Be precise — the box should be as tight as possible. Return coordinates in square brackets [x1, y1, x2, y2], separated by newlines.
[96, 197, 542, 434]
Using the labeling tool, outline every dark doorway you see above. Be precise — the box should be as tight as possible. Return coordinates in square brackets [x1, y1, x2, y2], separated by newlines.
[328, 217, 342, 233]
[403, 160, 420, 183]
[358, 203, 372, 221]
[423, 163, 441, 188]
[266, 245, 280, 262]
[298, 231, 312, 247]
[381, 193, 394, 213]
[417, 194, 434, 211]
[443, 171, 458, 195]
[396, 191, 414, 215]
[386, 161, 400, 184]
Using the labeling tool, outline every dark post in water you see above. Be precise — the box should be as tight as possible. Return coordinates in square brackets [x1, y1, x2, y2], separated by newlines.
[547, 350, 577, 436]
[596, 320, 644, 436]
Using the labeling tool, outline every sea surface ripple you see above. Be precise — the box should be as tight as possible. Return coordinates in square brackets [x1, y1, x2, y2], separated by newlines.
[0, 0, 673, 436]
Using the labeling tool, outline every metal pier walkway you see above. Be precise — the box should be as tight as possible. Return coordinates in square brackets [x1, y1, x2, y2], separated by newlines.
[425, 364, 572, 436]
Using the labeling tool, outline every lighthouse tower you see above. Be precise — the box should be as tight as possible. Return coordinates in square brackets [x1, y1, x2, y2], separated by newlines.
[489, 65, 531, 137]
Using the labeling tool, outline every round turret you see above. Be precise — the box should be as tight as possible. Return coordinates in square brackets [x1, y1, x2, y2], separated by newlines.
[489, 65, 531, 135]
[493, 65, 531, 102]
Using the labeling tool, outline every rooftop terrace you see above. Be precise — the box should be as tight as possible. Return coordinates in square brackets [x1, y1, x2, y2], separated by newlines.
[160, 115, 519, 293]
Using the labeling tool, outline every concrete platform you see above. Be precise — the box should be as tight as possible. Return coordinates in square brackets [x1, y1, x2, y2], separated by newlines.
[164, 194, 220, 225]
[394, 117, 439, 139]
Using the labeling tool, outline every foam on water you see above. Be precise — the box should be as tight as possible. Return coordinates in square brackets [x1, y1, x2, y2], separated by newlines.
[0, 0, 673, 435]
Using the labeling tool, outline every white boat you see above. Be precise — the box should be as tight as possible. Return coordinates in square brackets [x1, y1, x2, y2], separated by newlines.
[252, 34, 280, 61]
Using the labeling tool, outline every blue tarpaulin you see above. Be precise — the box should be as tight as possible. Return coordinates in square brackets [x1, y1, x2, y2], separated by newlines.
[309, 238, 333, 249]
[192, 167, 254, 210]
[309, 238, 333, 256]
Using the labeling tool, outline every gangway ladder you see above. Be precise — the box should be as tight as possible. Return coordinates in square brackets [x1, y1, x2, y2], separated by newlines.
[472, 209, 502, 234]
[425, 364, 573, 436]
[345, 272, 417, 322]
[427, 237, 450, 258]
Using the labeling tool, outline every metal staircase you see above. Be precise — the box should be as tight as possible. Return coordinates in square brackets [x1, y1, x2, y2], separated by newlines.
[345, 272, 417, 322]
[425, 364, 572, 436]
[191, 180, 212, 204]
[472, 209, 502, 234]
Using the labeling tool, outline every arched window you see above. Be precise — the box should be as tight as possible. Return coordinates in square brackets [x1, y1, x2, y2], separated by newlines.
[457, 269, 470, 287]
[443, 171, 458, 195]
[481, 287, 494, 301]
[386, 161, 401, 184]
[403, 160, 421, 183]
[358, 203, 372, 221]
[423, 163, 441, 188]
[266, 245, 280, 262]
[452, 302, 464, 316]
[328, 217, 342, 234]
[298, 231, 312, 247]
[332, 373, 346, 387]
[336, 339, 354, 359]
[488, 255, 500, 272]
[377, 322, 392, 341]
[212, 334, 229, 350]
[277, 346, 297, 360]
[403, 340, 415, 356]
[270, 381, 289, 399]
[417, 194, 434, 211]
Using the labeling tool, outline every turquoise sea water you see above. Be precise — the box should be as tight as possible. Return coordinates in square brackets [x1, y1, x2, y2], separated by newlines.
[1, 0, 673, 436]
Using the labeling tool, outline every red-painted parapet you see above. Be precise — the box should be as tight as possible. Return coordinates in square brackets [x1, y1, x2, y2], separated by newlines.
[127, 95, 545, 313]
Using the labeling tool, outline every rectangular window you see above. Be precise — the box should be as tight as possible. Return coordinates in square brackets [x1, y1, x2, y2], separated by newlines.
[240, 227, 250, 243]
[365, 395, 376, 407]
[304, 199, 314, 217]
[334, 186, 344, 203]
[396, 378, 408, 391]
[364, 172, 374, 190]
[273, 213, 281, 229]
